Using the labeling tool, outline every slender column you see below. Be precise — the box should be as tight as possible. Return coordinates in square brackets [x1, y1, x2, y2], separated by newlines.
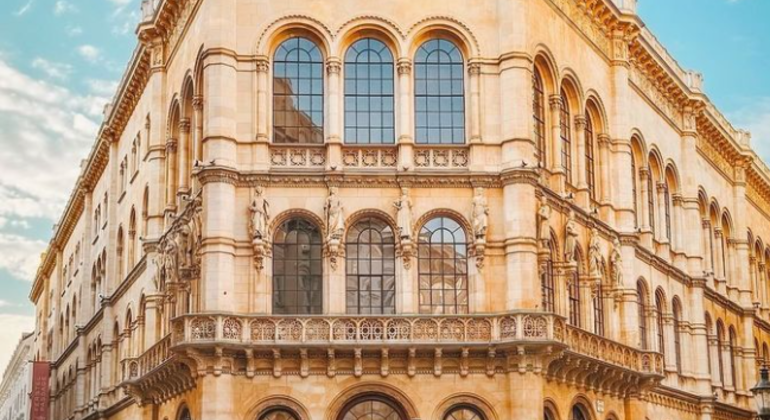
[326, 58, 342, 169]
[397, 59, 414, 169]
[690, 279, 713, 394]
[165, 138, 178, 211]
[608, 30, 635, 231]
[681, 107, 704, 274]
[638, 167, 653, 247]
[192, 95, 203, 192]
[254, 58, 270, 170]
[597, 134, 613, 220]
[468, 61, 482, 144]
[178, 118, 191, 194]
[574, 114, 588, 206]
[548, 95, 564, 192]
[663, 314, 677, 372]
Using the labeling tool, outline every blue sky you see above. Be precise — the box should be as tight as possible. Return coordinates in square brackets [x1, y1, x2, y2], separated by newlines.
[0, 0, 767, 372]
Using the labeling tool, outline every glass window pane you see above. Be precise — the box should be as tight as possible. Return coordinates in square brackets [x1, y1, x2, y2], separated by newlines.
[272, 219, 323, 314]
[273, 37, 324, 144]
[344, 38, 395, 145]
[417, 217, 469, 314]
[345, 217, 397, 314]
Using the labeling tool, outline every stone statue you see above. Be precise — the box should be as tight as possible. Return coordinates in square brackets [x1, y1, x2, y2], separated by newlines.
[564, 210, 578, 263]
[393, 188, 413, 240]
[537, 196, 552, 249]
[325, 186, 345, 240]
[249, 186, 270, 239]
[176, 224, 192, 269]
[163, 236, 179, 283]
[471, 187, 489, 239]
[610, 237, 623, 286]
[588, 228, 602, 277]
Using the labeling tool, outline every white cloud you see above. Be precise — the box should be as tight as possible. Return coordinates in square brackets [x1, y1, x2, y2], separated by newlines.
[728, 98, 770, 164]
[31, 57, 72, 80]
[65, 25, 83, 37]
[53, 0, 76, 15]
[77, 45, 101, 63]
[0, 315, 34, 380]
[0, 59, 106, 228]
[14, 0, 33, 16]
[87, 79, 118, 97]
[0, 233, 47, 282]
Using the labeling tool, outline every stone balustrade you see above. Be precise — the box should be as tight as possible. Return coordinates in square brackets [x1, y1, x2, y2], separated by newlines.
[121, 333, 171, 381]
[563, 325, 665, 375]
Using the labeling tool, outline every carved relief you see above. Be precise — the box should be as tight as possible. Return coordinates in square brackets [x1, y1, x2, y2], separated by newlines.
[325, 186, 345, 270]
[471, 187, 489, 269]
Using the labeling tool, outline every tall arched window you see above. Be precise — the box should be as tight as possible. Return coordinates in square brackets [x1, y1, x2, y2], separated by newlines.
[637, 280, 648, 350]
[273, 37, 324, 144]
[541, 239, 555, 312]
[571, 405, 588, 420]
[630, 145, 639, 229]
[729, 327, 738, 389]
[655, 289, 665, 356]
[664, 180, 672, 241]
[593, 279, 605, 336]
[344, 38, 395, 144]
[533, 68, 546, 166]
[717, 321, 725, 385]
[418, 217, 468, 314]
[345, 217, 396, 314]
[273, 218, 323, 314]
[444, 406, 483, 420]
[414, 39, 465, 144]
[585, 112, 596, 200]
[705, 314, 713, 376]
[568, 254, 580, 327]
[340, 397, 405, 420]
[116, 226, 125, 281]
[559, 89, 572, 184]
[178, 407, 192, 420]
[128, 208, 137, 268]
[673, 298, 683, 374]
[260, 410, 299, 420]
[647, 167, 656, 234]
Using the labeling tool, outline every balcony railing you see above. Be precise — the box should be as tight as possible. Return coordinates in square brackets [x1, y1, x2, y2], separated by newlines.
[171, 312, 561, 347]
[563, 325, 664, 375]
[121, 334, 171, 381]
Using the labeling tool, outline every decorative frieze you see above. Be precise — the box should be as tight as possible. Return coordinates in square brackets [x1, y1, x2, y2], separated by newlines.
[270, 147, 326, 168]
[342, 147, 398, 168]
[413, 147, 469, 169]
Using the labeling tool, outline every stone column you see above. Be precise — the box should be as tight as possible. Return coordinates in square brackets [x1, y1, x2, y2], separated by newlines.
[618, 238, 641, 348]
[580, 274, 597, 333]
[690, 279, 713, 394]
[468, 61, 482, 144]
[254, 58, 270, 170]
[326, 58, 342, 169]
[548, 95, 565, 192]
[638, 167, 654, 248]
[597, 133, 613, 221]
[165, 138, 178, 211]
[178, 118, 191, 195]
[680, 107, 704, 275]
[574, 114, 589, 207]
[702, 220, 714, 275]
[502, 171, 540, 309]
[192, 95, 204, 192]
[663, 314, 677, 373]
[397, 59, 414, 170]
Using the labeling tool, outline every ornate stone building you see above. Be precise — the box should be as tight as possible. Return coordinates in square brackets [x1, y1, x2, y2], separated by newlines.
[0, 333, 33, 420]
[27, 0, 770, 419]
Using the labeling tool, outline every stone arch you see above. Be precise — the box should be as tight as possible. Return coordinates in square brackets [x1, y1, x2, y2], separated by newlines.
[559, 69, 585, 113]
[270, 209, 326, 239]
[336, 16, 406, 58]
[256, 15, 334, 58]
[544, 398, 561, 420]
[344, 208, 398, 240]
[584, 91, 608, 135]
[243, 395, 311, 420]
[568, 394, 596, 420]
[326, 382, 420, 420]
[533, 45, 559, 94]
[407, 16, 480, 58]
[629, 130, 649, 167]
[414, 208, 472, 242]
[431, 393, 498, 420]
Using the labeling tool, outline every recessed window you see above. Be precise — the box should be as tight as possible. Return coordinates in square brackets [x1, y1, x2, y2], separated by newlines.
[418, 217, 468, 314]
[272, 218, 323, 314]
[414, 39, 465, 144]
[345, 217, 396, 314]
[344, 38, 395, 144]
[273, 37, 324, 144]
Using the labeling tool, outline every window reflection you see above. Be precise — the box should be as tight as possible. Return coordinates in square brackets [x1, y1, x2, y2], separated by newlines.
[418, 217, 468, 314]
[344, 38, 395, 144]
[341, 399, 403, 420]
[345, 217, 396, 314]
[272, 218, 323, 314]
[414, 39, 465, 144]
[273, 37, 324, 144]
[260, 410, 299, 420]
[444, 407, 482, 420]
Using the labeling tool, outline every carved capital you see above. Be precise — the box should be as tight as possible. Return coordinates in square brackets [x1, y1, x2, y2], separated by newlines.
[326, 58, 341, 75]
[597, 133, 611, 146]
[192, 95, 204, 111]
[549, 95, 562, 111]
[256, 58, 269, 73]
[397, 59, 412, 75]
[468, 63, 482, 75]
[179, 118, 191, 134]
[574, 114, 587, 130]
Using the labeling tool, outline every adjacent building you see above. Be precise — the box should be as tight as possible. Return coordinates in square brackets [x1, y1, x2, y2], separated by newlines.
[0, 333, 33, 420]
[27, 0, 770, 419]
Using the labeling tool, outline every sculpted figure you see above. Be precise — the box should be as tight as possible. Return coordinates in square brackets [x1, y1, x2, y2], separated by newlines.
[588, 228, 602, 277]
[538, 196, 552, 248]
[393, 188, 413, 240]
[176, 224, 192, 269]
[472, 187, 489, 239]
[325, 186, 345, 240]
[163, 237, 179, 283]
[610, 237, 624, 286]
[564, 210, 578, 263]
[249, 186, 270, 239]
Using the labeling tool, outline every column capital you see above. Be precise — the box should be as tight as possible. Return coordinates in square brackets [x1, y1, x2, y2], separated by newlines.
[597, 133, 611, 146]
[397, 58, 412, 75]
[468, 62, 482, 75]
[192, 95, 203, 111]
[548, 95, 562, 110]
[326, 57, 342, 75]
[574, 114, 587, 130]
[256, 57, 270, 73]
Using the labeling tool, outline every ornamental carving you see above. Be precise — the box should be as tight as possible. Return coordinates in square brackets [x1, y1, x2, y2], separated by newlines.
[154, 192, 203, 290]
[629, 64, 683, 128]
[548, 0, 612, 57]
[393, 187, 415, 268]
[249, 186, 271, 271]
[471, 187, 489, 269]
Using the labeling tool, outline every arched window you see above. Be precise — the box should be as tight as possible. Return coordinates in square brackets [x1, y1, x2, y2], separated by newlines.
[544, 408, 556, 420]
[344, 38, 395, 144]
[533, 68, 546, 166]
[673, 298, 683, 374]
[559, 89, 572, 184]
[128, 208, 137, 268]
[584, 112, 596, 200]
[142, 186, 149, 238]
[637, 280, 648, 350]
[568, 254, 580, 327]
[260, 409, 299, 420]
[717, 321, 725, 385]
[763, 342, 769, 365]
[414, 39, 465, 144]
[340, 397, 405, 420]
[444, 406, 483, 420]
[729, 327, 738, 389]
[116, 226, 125, 281]
[571, 404, 588, 420]
[705, 314, 713, 376]
[647, 166, 655, 234]
[593, 278, 604, 336]
[663, 180, 672, 241]
[631, 153, 638, 228]
[273, 37, 324, 144]
[418, 217, 468, 314]
[345, 217, 396, 314]
[655, 289, 665, 356]
[273, 218, 323, 314]
[178, 407, 192, 420]
[541, 239, 555, 312]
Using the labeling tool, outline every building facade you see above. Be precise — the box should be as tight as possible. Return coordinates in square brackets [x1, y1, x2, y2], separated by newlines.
[27, 0, 770, 419]
[0, 333, 33, 420]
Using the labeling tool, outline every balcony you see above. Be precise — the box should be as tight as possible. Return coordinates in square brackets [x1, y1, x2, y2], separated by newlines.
[120, 312, 664, 404]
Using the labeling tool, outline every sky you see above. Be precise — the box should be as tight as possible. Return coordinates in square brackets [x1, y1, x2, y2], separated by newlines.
[0, 0, 768, 377]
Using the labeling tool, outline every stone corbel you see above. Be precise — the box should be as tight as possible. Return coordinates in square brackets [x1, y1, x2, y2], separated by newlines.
[326, 237, 342, 271]
[399, 238, 415, 269]
[434, 348, 443, 377]
[407, 348, 417, 377]
[252, 237, 268, 271]
[380, 349, 389, 377]
[474, 237, 486, 270]
[354, 348, 363, 378]
[300, 349, 309, 378]
[486, 348, 496, 377]
[460, 348, 469, 377]
[326, 349, 336, 378]
[272, 349, 282, 378]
